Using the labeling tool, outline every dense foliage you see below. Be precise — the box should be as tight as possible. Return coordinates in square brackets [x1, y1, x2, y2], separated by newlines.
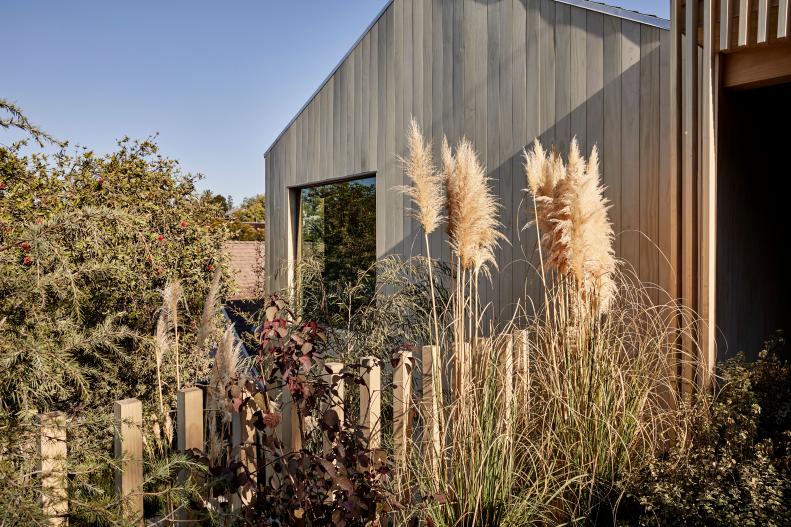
[204, 295, 393, 526]
[228, 194, 265, 241]
[616, 332, 791, 526]
[0, 138, 227, 415]
[0, 131, 229, 524]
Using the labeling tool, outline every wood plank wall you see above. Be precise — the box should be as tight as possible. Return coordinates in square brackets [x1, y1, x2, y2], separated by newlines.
[265, 0, 672, 327]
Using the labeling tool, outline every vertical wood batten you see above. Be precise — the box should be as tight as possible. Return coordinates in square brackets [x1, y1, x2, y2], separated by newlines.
[620, 20, 641, 274]
[738, 0, 750, 46]
[512, 0, 528, 306]
[780, 0, 790, 38]
[757, 0, 768, 43]
[667, 0, 681, 390]
[114, 399, 143, 526]
[700, 0, 717, 388]
[681, 0, 699, 394]
[639, 26, 661, 304]
[720, 0, 731, 50]
[39, 412, 68, 526]
[486, 0, 501, 324]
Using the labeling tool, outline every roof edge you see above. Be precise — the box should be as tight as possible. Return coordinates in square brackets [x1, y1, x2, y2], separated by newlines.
[263, 0, 669, 157]
[264, 0, 394, 158]
[557, 0, 669, 30]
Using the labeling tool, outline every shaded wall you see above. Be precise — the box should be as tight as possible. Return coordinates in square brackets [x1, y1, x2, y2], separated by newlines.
[265, 0, 673, 325]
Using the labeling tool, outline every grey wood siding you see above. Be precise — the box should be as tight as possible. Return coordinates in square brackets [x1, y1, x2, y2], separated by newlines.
[265, 0, 671, 325]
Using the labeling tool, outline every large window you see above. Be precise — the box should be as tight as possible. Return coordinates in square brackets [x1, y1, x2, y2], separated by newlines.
[298, 176, 376, 314]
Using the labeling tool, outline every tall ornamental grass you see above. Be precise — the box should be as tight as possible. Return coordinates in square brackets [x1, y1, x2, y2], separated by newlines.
[396, 123, 694, 525]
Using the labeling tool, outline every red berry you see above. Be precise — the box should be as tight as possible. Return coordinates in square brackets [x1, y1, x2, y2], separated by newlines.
[0, 182, 7, 190]
[18, 242, 31, 252]
[157, 234, 165, 242]
[207, 264, 215, 271]
[22, 256, 33, 266]
[178, 220, 188, 228]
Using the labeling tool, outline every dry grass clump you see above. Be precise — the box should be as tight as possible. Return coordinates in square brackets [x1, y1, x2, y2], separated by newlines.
[394, 129, 693, 526]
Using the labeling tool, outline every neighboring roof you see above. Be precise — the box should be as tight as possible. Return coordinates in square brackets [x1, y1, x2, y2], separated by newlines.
[263, 0, 669, 157]
[224, 241, 264, 300]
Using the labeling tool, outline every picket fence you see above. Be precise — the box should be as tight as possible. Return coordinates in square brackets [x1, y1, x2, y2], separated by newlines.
[36, 332, 527, 526]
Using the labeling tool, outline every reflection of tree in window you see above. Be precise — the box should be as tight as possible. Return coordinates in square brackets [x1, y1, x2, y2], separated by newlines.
[300, 177, 376, 317]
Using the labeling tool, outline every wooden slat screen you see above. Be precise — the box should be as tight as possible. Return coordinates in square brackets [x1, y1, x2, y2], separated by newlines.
[720, 0, 731, 50]
[758, 0, 769, 42]
[738, 0, 750, 46]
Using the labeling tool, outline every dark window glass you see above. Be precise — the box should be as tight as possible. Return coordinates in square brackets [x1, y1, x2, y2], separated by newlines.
[299, 176, 376, 315]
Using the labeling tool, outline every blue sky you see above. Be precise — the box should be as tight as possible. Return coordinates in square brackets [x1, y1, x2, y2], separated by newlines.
[1, 0, 668, 205]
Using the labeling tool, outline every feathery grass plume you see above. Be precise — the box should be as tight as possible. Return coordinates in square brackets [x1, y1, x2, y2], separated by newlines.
[162, 280, 183, 387]
[524, 138, 617, 313]
[397, 117, 444, 235]
[154, 311, 169, 417]
[444, 137, 503, 276]
[206, 325, 241, 464]
[197, 267, 222, 349]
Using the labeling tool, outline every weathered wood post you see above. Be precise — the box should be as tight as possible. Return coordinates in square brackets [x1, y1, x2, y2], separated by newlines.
[39, 411, 68, 526]
[359, 356, 381, 449]
[514, 329, 530, 401]
[392, 351, 414, 469]
[453, 342, 472, 400]
[176, 387, 203, 523]
[502, 335, 514, 412]
[114, 398, 144, 526]
[177, 387, 204, 452]
[323, 362, 345, 452]
[232, 390, 258, 509]
[421, 345, 441, 476]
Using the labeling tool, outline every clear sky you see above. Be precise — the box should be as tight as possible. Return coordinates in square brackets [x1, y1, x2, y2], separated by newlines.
[2, 0, 668, 205]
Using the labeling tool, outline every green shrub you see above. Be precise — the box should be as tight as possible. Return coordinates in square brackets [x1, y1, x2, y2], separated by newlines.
[0, 132, 228, 524]
[616, 332, 791, 526]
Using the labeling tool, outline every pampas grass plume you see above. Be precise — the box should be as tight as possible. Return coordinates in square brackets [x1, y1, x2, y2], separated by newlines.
[523, 137, 617, 312]
[397, 117, 444, 235]
[197, 267, 222, 349]
[445, 137, 503, 275]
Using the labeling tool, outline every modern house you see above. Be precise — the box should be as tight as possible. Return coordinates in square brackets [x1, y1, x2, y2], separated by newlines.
[264, 0, 791, 387]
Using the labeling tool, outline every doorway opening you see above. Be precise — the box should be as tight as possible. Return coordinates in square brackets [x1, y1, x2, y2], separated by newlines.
[716, 81, 791, 360]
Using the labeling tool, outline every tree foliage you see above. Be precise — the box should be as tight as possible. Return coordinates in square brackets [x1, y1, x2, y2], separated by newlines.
[0, 137, 228, 414]
[0, 123, 229, 524]
[229, 193, 265, 241]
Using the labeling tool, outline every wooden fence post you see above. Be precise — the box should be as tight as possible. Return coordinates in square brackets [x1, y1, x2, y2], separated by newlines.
[177, 387, 204, 452]
[502, 336, 514, 412]
[453, 342, 472, 400]
[393, 351, 413, 468]
[232, 390, 258, 509]
[114, 398, 143, 526]
[176, 387, 203, 523]
[280, 385, 304, 453]
[514, 329, 530, 400]
[359, 356, 381, 449]
[323, 362, 345, 452]
[421, 345, 441, 475]
[39, 411, 67, 526]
